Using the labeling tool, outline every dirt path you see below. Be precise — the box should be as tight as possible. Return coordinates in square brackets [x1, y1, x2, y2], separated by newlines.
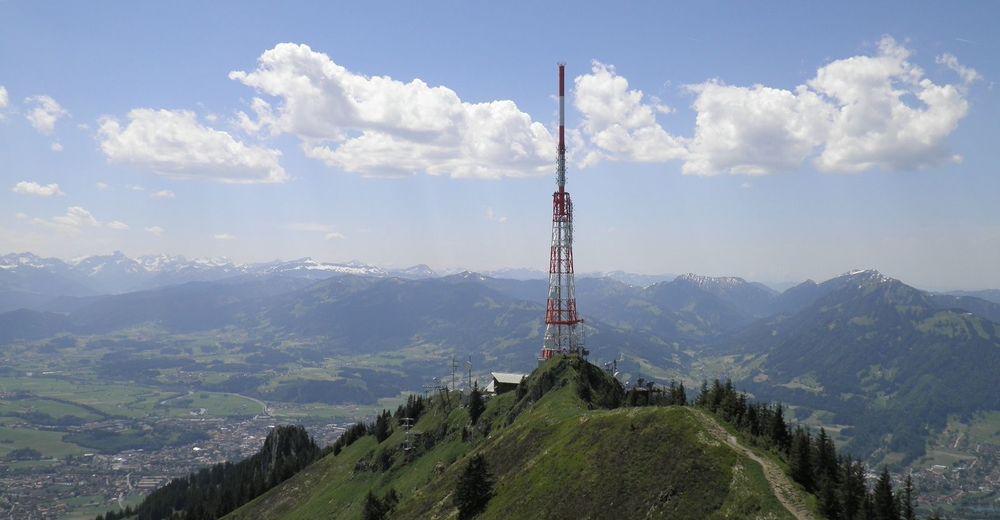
[692, 409, 816, 520]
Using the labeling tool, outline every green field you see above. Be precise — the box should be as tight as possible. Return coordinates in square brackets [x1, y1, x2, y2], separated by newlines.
[0, 426, 85, 458]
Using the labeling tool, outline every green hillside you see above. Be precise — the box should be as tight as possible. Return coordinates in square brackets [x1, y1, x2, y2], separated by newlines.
[225, 357, 809, 520]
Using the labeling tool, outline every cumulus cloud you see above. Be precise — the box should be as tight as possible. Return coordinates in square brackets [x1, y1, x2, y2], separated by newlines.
[0, 86, 7, 109]
[230, 43, 554, 178]
[25, 95, 68, 134]
[95, 182, 111, 191]
[325, 232, 346, 240]
[144, 226, 165, 237]
[576, 37, 978, 175]
[50, 142, 63, 152]
[574, 61, 687, 166]
[682, 81, 833, 175]
[213, 233, 236, 240]
[98, 109, 288, 184]
[12, 181, 65, 197]
[151, 189, 176, 199]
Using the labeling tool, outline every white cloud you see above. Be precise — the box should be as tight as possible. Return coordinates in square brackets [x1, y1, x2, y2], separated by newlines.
[12, 181, 65, 197]
[50, 142, 63, 152]
[144, 226, 165, 237]
[213, 233, 236, 240]
[98, 109, 288, 184]
[151, 189, 176, 199]
[575, 37, 977, 175]
[230, 43, 554, 178]
[95, 182, 111, 191]
[485, 206, 508, 224]
[682, 81, 833, 175]
[936, 53, 981, 85]
[29, 206, 100, 233]
[810, 37, 972, 173]
[25, 95, 68, 134]
[25, 206, 130, 234]
[573, 61, 687, 166]
[0, 86, 8, 120]
[325, 232, 346, 240]
[129, 185, 145, 192]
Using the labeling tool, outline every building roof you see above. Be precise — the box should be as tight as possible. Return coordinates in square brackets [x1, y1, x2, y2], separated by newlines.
[491, 372, 527, 385]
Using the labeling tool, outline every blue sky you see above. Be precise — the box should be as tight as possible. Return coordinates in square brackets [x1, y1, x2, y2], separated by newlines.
[1, 1, 998, 289]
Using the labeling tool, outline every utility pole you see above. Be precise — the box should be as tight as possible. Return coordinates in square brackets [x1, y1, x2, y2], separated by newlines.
[466, 356, 473, 391]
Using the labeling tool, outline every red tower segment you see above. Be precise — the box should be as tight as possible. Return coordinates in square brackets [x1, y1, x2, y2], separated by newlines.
[541, 64, 586, 361]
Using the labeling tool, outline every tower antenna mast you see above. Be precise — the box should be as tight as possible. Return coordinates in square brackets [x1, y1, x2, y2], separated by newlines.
[540, 64, 587, 362]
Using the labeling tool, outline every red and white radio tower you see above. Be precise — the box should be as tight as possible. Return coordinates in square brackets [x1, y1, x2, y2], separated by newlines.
[540, 64, 587, 362]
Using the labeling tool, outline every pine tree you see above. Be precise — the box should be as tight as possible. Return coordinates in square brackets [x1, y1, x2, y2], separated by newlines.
[454, 454, 494, 520]
[862, 493, 876, 520]
[815, 428, 838, 486]
[468, 383, 485, 425]
[839, 457, 866, 520]
[790, 427, 815, 491]
[372, 410, 392, 443]
[697, 379, 709, 406]
[902, 473, 915, 520]
[873, 466, 898, 520]
[361, 488, 399, 520]
[769, 404, 790, 451]
[819, 478, 842, 520]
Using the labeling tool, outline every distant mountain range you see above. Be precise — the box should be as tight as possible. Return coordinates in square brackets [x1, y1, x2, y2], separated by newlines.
[0, 252, 683, 313]
[2, 251, 999, 463]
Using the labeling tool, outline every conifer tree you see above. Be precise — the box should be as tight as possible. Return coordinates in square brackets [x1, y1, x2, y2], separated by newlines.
[468, 383, 485, 425]
[902, 473, 915, 520]
[790, 427, 815, 491]
[454, 454, 494, 520]
[814, 428, 838, 486]
[372, 410, 392, 443]
[873, 466, 898, 520]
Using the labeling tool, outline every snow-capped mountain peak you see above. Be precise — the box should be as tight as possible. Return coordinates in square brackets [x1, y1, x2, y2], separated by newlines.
[263, 258, 387, 278]
[675, 273, 749, 289]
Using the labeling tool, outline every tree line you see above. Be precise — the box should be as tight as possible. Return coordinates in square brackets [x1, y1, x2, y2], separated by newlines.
[95, 425, 321, 520]
[696, 378, 936, 520]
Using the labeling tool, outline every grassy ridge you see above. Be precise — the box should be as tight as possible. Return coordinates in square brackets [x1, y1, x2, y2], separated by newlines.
[227, 357, 796, 520]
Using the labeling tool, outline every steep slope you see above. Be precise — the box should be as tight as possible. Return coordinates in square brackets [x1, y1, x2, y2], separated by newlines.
[639, 274, 777, 336]
[227, 357, 803, 520]
[728, 270, 1000, 460]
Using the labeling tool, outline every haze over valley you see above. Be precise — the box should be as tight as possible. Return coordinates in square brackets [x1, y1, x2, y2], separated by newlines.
[2, 2, 999, 519]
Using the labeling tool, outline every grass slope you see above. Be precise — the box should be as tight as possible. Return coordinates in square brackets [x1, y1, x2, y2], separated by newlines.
[227, 357, 796, 520]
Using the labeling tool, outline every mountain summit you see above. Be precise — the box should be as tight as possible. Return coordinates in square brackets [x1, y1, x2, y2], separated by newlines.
[225, 357, 810, 519]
